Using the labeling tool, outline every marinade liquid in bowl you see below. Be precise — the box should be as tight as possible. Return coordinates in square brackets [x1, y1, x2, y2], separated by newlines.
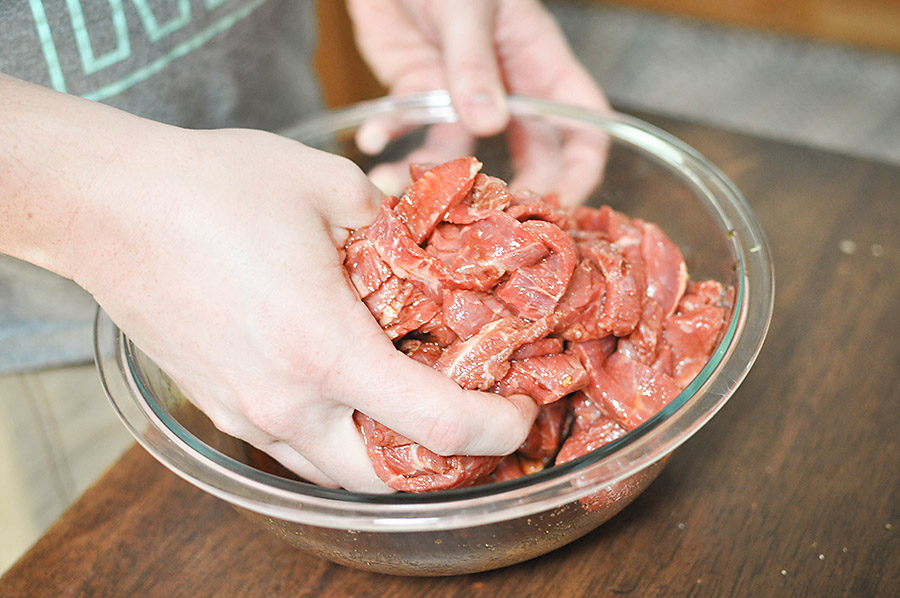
[95, 91, 773, 576]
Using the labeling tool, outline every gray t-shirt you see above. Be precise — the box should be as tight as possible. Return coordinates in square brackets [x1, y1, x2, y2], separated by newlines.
[0, 0, 322, 373]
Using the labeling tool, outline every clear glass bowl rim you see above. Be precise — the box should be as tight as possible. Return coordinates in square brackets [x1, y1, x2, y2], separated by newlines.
[95, 91, 774, 532]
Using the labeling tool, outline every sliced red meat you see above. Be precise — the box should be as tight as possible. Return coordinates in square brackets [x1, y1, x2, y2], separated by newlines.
[444, 173, 511, 224]
[444, 212, 549, 276]
[583, 351, 681, 430]
[505, 192, 570, 228]
[509, 337, 564, 360]
[571, 205, 638, 244]
[395, 156, 481, 243]
[360, 277, 437, 341]
[568, 336, 618, 375]
[567, 391, 604, 437]
[617, 298, 665, 365]
[680, 280, 731, 312]
[367, 202, 496, 293]
[556, 414, 628, 464]
[424, 222, 465, 265]
[441, 289, 514, 340]
[397, 339, 443, 367]
[417, 311, 459, 347]
[482, 454, 527, 483]
[576, 235, 643, 336]
[384, 287, 440, 340]
[435, 316, 552, 390]
[343, 233, 392, 299]
[495, 220, 577, 320]
[518, 397, 572, 461]
[362, 275, 412, 329]
[408, 162, 434, 181]
[640, 220, 687, 316]
[338, 157, 731, 492]
[425, 213, 548, 293]
[553, 258, 609, 341]
[655, 280, 728, 387]
[492, 353, 588, 405]
[355, 413, 501, 492]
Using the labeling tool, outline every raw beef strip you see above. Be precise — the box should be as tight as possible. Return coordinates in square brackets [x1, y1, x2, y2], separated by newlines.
[505, 192, 571, 228]
[483, 454, 526, 483]
[553, 258, 609, 341]
[441, 289, 514, 340]
[509, 337, 564, 360]
[408, 162, 433, 181]
[557, 413, 628, 465]
[367, 201, 497, 293]
[491, 353, 588, 405]
[616, 298, 665, 365]
[395, 156, 480, 243]
[435, 316, 553, 390]
[444, 173, 512, 224]
[581, 236, 643, 336]
[568, 336, 618, 376]
[362, 275, 412, 329]
[571, 205, 641, 250]
[396, 339, 443, 367]
[654, 280, 729, 387]
[361, 277, 439, 340]
[417, 311, 459, 347]
[495, 220, 578, 320]
[384, 289, 441, 340]
[343, 231, 392, 299]
[583, 352, 681, 430]
[518, 397, 573, 461]
[639, 221, 688, 317]
[354, 413, 502, 492]
[439, 212, 549, 279]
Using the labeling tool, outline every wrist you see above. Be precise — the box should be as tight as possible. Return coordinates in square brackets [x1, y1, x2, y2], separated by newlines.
[0, 74, 183, 290]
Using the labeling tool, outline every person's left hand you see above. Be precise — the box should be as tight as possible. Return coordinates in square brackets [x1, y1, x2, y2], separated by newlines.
[347, 0, 611, 205]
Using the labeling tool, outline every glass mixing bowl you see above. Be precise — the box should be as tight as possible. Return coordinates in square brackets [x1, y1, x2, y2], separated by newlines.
[95, 91, 773, 576]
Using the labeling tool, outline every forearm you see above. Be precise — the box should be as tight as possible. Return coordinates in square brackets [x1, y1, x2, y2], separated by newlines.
[0, 73, 177, 286]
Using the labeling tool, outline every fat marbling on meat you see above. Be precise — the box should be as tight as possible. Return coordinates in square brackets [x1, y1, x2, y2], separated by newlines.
[341, 157, 730, 492]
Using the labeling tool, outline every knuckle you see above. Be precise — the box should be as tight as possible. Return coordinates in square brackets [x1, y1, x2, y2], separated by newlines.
[237, 393, 285, 437]
[491, 396, 538, 455]
[452, 59, 496, 87]
[421, 408, 471, 456]
[206, 408, 248, 440]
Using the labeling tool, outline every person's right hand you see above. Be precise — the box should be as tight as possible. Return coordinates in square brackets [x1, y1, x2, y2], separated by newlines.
[1, 75, 538, 492]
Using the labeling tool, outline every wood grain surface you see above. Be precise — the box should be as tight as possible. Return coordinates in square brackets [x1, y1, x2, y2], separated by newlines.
[2, 115, 898, 597]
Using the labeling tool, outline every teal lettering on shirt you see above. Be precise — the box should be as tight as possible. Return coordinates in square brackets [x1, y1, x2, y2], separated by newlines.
[26, 0, 268, 100]
[66, 0, 131, 74]
[133, 0, 192, 43]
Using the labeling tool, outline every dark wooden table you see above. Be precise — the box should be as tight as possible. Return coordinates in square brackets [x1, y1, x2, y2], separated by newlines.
[2, 115, 898, 597]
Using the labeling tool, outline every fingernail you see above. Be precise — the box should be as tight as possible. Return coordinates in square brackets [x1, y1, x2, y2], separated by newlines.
[510, 393, 538, 420]
[368, 169, 405, 197]
[461, 92, 508, 135]
[357, 124, 389, 155]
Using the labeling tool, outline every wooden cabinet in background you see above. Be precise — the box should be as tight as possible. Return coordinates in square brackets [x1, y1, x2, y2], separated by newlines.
[314, 0, 383, 108]
[600, 0, 900, 53]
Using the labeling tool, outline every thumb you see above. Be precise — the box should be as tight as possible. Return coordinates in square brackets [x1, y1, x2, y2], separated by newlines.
[436, 0, 509, 136]
[303, 149, 386, 231]
[325, 300, 538, 457]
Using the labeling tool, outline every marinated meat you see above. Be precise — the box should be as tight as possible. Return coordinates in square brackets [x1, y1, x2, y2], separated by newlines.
[343, 158, 730, 492]
[395, 157, 481, 243]
[492, 353, 588, 405]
